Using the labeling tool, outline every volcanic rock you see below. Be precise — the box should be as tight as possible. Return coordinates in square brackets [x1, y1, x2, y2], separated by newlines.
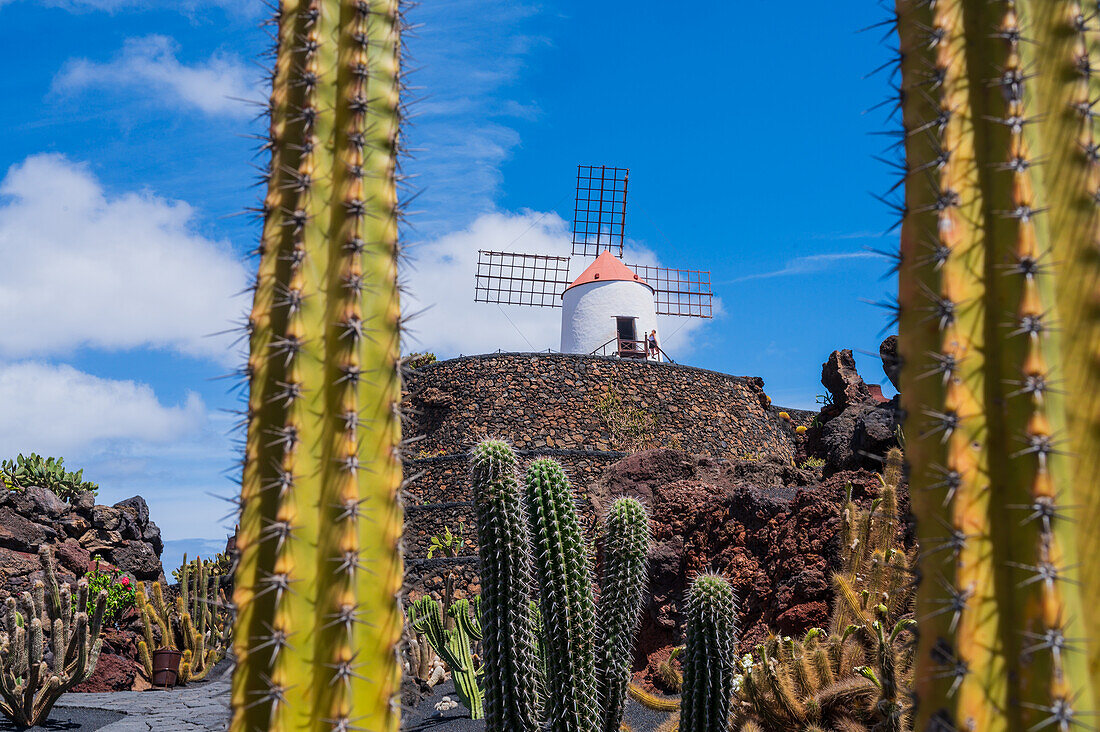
[591, 448, 892, 671]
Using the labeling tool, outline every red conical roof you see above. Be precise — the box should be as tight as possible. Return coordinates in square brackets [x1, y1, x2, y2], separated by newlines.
[563, 251, 653, 293]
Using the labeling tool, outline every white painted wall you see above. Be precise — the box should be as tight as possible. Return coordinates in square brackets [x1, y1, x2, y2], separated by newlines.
[560, 279, 659, 355]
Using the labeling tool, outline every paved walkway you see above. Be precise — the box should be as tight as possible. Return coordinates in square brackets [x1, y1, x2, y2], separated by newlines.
[54, 674, 230, 731]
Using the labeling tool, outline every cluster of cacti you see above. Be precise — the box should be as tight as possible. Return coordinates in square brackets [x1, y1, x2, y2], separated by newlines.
[729, 448, 915, 731]
[407, 595, 484, 718]
[137, 556, 231, 685]
[894, 1, 1100, 727]
[0, 546, 106, 727]
[469, 439, 652, 732]
[229, 0, 406, 729]
[0, 453, 97, 501]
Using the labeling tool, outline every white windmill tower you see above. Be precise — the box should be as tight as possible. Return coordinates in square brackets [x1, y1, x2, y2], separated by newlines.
[474, 165, 712, 362]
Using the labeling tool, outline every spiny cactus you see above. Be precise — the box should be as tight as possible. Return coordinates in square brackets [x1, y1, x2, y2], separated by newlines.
[679, 573, 738, 732]
[136, 559, 231, 685]
[230, 0, 406, 729]
[525, 457, 601, 732]
[894, 2, 1099, 728]
[731, 448, 915, 731]
[469, 440, 541, 732]
[0, 546, 106, 727]
[470, 440, 653, 732]
[597, 496, 652, 732]
[407, 596, 484, 719]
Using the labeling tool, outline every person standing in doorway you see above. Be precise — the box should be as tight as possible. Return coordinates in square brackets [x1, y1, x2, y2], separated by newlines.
[647, 329, 658, 360]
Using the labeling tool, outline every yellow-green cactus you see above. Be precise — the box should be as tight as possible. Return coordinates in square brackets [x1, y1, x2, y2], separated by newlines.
[894, 1, 1099, 728]
[230, 0, 405, 729]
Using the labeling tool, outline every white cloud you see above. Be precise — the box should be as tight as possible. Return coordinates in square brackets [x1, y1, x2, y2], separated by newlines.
[729, 251, 881, 282]
[0, 154, 249, 362]
[0, 362, 204, 457]
[54, 36, 257, 118]
[400, 210, 717, 360]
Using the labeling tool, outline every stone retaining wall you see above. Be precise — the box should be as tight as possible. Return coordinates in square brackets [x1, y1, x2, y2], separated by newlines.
[400, 352, 801, 601]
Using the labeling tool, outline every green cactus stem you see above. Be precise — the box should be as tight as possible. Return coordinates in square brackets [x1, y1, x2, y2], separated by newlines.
[229, 0, 405, 728]
[407, 596, 484, 719]
[469, 440, 541, 732]
[0, 546, 106, 728]
[894, 1, 1099, 728]
[679, 573, 737, 732]
[596, 496, 651, 732]
[524, 457, 600, 732]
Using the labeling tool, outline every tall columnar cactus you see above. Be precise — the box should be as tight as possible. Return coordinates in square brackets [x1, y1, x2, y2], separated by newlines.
[524, 457, 601, 732]
[679, 574, 737, 732]
[0, 546, 107, 727]
[469, 440, 541, 732]
[894, 2, 1100, 729]
[596, 497, 651, 732]
[230, 0, 405, 729]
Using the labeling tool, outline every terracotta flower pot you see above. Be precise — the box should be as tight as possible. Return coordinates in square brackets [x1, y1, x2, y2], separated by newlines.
[151, 647, 182, 688]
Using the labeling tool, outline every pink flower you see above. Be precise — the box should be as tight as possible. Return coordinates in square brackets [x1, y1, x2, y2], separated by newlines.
[119, 577, 131, 587]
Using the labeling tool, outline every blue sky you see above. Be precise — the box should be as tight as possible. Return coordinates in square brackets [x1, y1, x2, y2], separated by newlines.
[0, 0, 899, 561]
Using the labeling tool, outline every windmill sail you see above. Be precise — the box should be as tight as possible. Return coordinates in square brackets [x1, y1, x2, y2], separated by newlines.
[627, 264, 713, 318]
[474, 250, 572, 308]
[571, 165, 628, 257]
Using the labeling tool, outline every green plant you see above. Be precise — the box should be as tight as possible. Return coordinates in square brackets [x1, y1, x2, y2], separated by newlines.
[0, 546, 106, 727]
[404, 351, 437, 369]
[525, 457, 600, 732]
[1, 454, 97, 502]
[408, 596, 484, 718]
[427, 522, 467, 630]
[229, 0, 405, 729]
[595, 380, 657, 453]
[469, 440, 541, 732]
[655, 646, 684, 694]
[470, 440, 652, 732]
[894, 2, 1099, 727]
[731, 448, 915, 731]
[83, 560, 136, 628]
[136, 564, 231, 686]
[798, 457, 825, 470]
[596, 497, 652, 732]
[678, 574, 738, 732]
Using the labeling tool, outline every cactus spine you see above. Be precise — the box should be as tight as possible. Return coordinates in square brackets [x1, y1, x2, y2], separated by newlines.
[230, 0, 404, 729]
[469, 440, 541, 732]
[679, 574, 738, 732]
[894, 1, 1099, 728]
[525, 457, 601, 732]
[0, 546, 106, 727]
[597, 497, 651, 732]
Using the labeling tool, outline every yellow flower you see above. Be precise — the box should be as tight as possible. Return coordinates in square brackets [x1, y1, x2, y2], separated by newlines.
[795, 425, 808, 435]
[778, 411, 791, 421]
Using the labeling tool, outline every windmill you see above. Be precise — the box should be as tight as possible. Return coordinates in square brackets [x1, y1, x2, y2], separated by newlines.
[473, 165, 713, 362]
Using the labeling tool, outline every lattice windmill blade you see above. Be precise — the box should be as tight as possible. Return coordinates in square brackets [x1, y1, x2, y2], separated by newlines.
[571, 165, 628, 257]
[628, 264, 714, 318]
[474, 250, 572, 308]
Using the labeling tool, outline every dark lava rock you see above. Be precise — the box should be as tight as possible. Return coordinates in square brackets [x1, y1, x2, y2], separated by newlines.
[113, 496, 150, 528]
[71, 653, 140, 693]
[107, 540, 162, 581]
[590, 449, 889, 671]
[810, 349, 899, 476]
[821, 349, 872, 410]
[880, 335, 900, 390]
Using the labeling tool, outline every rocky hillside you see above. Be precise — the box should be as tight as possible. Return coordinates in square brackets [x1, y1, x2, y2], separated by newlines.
[588, 341, 910, 687]
[0, 487, 166, 692]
